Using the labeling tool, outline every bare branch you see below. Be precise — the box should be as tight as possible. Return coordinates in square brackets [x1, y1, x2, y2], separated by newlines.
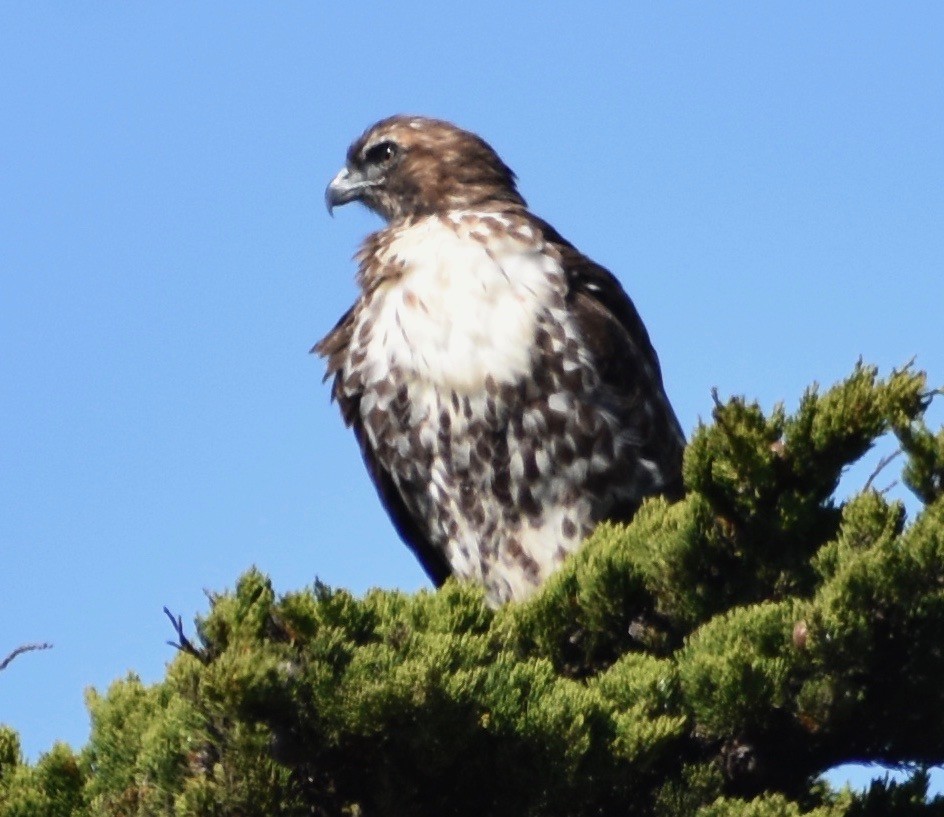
[878, 479, 900, 497]
[864, 449, 903, 493]
[1, 642, 53, 672]
[163, 606, 209, 665]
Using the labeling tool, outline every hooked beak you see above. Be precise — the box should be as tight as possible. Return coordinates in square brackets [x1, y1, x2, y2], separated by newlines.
[325, 166, 372, 215]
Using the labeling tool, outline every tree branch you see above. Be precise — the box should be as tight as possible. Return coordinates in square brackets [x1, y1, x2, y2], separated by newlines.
[1, 642, 53, 672]
[163, 606, 209, 665]
[863, 449, 902, 493]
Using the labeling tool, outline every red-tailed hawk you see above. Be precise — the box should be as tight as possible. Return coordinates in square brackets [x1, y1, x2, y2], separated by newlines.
[315, 116, 684, 606]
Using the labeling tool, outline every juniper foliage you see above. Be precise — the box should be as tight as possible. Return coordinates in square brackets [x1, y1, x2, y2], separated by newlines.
[3, 362, 944, 816]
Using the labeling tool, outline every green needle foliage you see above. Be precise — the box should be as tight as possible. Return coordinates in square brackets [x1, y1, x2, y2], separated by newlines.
[3, 362, 944, 816]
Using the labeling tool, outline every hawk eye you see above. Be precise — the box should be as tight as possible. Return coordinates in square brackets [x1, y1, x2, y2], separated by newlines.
[364, 140, 398, 166]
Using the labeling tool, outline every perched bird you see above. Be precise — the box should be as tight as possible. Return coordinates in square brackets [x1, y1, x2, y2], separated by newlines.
[315, 116, 684, 606]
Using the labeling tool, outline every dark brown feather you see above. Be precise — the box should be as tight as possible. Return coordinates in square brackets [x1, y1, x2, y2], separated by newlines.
[534, 217, 686, 503]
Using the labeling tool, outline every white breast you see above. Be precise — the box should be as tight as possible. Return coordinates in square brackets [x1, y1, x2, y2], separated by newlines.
[357, 215, 564, 395]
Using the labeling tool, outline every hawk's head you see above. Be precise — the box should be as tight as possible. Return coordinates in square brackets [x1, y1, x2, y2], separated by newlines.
[325, 116, 525, 222]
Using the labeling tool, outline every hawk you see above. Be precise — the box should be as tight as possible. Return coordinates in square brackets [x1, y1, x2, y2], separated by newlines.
[315, 116, 684, 606]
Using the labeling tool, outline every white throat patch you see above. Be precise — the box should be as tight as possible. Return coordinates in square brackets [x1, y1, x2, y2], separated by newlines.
[358, 214, 565, 395]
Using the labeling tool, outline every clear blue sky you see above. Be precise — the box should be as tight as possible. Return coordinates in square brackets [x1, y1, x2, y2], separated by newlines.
[2, 3, 942, 792]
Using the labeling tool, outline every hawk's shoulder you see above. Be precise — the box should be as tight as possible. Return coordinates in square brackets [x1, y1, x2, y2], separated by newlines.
[527, 214, 686, 502]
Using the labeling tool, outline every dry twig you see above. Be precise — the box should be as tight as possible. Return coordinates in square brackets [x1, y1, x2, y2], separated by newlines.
[163, 606, 209, 665]
[863, 449, 903, 493]
[1, 642, 53, 672]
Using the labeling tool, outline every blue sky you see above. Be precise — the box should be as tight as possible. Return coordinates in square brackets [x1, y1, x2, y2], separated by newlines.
[1, 3, 942, 791]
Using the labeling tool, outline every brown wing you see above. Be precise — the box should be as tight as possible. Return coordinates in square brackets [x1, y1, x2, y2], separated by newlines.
[312, 309, 453, 587]
[534, 217, 686, 505]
